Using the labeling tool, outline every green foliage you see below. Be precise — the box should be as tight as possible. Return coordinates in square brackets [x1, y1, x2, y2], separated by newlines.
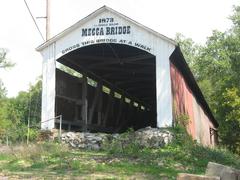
[0, 142, 177, 179]
[222, 88, 240, 123]
[0, 134, 239, 179]
[102, 126, 240, 176]
[175, 113, 189, 127]
[158, 127, 240, 174]
[197, 28, 240, 154]
[28, 128, 40, 141]
[0, 48, 12, 100]
[175, 33, 201, 70]
[0, 79, 42, 144]
[0, 129, 240, 179]
[0, 79, 7, 98]
[175, 7, 240, 153]
[170, 126, 193, 146]
[103, 128, 141, 155]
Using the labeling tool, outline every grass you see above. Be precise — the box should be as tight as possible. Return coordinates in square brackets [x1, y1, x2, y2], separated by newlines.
[0, 143, 170, 179]
[0, 128, 239, 179]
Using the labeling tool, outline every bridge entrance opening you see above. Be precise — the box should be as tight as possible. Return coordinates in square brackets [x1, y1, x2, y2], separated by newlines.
[55, 43, 156, 133]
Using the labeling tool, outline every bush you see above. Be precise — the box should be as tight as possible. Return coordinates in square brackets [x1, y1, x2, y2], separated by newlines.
[175, 113, 189, 127]
[102, 128, 142, 156]
[169, 125, 193, 147]
[0, 127, 41, 145]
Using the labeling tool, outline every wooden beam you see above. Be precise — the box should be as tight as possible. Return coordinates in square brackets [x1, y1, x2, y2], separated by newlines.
[62, 57, 149, 108]
[87, 54, 154, 68]
[116, 101, 134, 132]
[88, 83, 101, 125]
[126, 61, 154, 66]
[70, 54, 119, 62]
[118, 82, 154, 89]
[139, 97, 155, 101]
[81, 76, 88, 132]
[126, 86, 155, 92]
[98, 71, 154, 80]
[89, 60, 155, 69]
[115, 78, 154, 86]
[56, 68, 84, 83]
[102, 90, 114, 127]
[56, 95, 83, 104]
[116, 95, 124, 127]
[97, 82, 103, 126]
[88, 66, 154, 75]
[102, 73, 135, 79]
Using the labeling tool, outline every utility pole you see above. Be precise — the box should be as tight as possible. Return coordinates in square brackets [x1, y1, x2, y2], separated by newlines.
[46, 0, 50, 40]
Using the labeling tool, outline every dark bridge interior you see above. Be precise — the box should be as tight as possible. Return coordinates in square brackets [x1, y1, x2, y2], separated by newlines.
[55, 43, 156, 133]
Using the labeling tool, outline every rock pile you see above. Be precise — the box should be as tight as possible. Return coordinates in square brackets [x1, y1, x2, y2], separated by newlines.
[61, 132, 108, 150]
[61, 127, 173, 150]
[135, 127, 173, 148]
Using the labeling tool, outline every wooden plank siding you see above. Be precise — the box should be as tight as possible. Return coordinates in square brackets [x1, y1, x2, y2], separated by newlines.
[170, 62, 217, 146]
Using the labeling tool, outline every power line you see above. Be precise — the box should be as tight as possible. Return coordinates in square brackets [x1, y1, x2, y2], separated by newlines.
[23, 0, 45, 41]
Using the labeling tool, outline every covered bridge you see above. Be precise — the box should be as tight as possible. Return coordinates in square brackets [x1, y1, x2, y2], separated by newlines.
[36, 6, 218, 146]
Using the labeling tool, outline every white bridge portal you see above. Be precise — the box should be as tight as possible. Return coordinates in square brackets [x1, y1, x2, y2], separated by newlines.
[36, 6, 218, 146]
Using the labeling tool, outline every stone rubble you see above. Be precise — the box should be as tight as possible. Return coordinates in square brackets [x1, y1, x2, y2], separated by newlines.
[206, 162, 240, 180]
[177, 162, 240, 180]
[177, 173, 220, 180]
[61, 126, 173, 150]
[61, 132, 108, 150]
[134, 126, 173, 148]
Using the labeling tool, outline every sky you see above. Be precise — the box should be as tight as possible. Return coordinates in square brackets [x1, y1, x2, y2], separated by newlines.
[0, 0, 239, 97]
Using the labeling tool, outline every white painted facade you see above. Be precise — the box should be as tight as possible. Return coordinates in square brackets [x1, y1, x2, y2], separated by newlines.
[36, 6, 177, 130]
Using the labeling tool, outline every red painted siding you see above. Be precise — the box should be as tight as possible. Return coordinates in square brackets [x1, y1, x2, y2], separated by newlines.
[170, 63, 217, 146]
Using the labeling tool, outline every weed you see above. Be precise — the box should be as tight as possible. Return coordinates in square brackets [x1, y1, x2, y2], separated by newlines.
[103, 128, 142, 156]
[0, 128, 239, 179]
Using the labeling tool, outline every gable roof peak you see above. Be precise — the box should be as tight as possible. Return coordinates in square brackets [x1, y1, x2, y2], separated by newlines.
[36, 5, 176, 51]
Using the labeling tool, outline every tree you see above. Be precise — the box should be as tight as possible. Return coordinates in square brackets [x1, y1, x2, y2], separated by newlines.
[175, 33, 215, 111]
[176, 6, 240, 154]
[0, 48, 13, 99]
[0, 80, 6, 99]
[0, 48, 14, 69]
[0, 79, 42, 143]
[0, 48, 42, 143]
[175, 33, 201, 68]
